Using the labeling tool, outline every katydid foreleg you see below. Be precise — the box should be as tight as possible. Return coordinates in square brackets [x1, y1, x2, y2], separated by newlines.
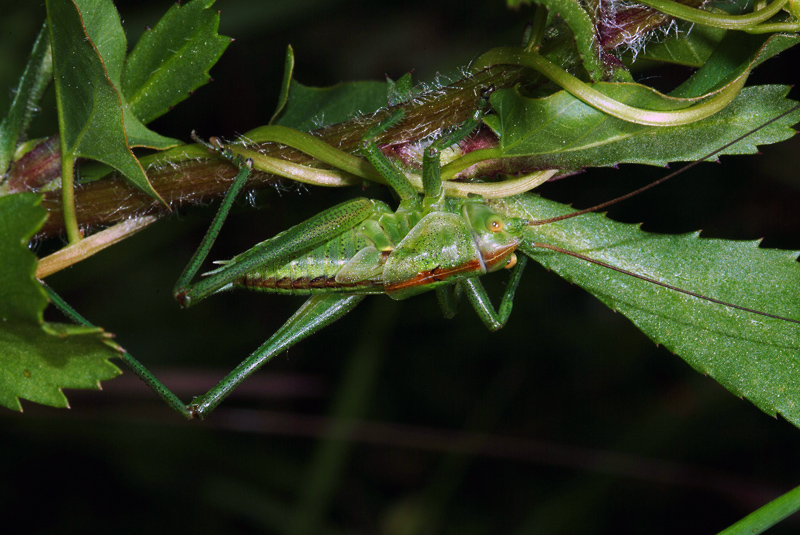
[421, 107, 487, 211]
[460, 255, 528, 332]
[432, 256, 528, 331]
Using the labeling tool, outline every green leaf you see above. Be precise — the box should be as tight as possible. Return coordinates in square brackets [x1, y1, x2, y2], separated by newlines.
[68, 0, 178, 149]
[0, 24, 53, 175]
[269, 45, 296, 124]
[492, 193, 800, 427]
[0, 193, 121, 411]
[271, 79, 391, 131]
[122, 0, 231, 125]
[672, 32, 800, 99]
[267, 48, 398, 131]
[0, 193, 48, 323]
[46, 0, 171, 202]
[485, 84, 799, 170]
[0, 322, 121, 411]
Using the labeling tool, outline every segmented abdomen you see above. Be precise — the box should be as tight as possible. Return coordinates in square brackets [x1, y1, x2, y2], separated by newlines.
[234, 229, 385, 295]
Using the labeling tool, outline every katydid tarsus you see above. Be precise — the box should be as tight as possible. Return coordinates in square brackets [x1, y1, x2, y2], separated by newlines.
[47, 99, 800, 420]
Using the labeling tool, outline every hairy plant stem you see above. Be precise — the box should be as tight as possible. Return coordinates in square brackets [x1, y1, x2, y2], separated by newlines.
[36, 66, 528, 238]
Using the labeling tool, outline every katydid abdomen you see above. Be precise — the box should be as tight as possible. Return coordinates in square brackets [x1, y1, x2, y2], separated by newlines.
[234, 227, 387, 295]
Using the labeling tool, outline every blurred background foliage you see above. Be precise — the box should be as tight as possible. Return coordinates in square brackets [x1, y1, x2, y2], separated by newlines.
[2, 0, 800, 533]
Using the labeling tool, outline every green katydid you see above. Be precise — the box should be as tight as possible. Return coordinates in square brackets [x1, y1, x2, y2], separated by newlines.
[165, 105, 534, 418]
[45, 98, 800, 420]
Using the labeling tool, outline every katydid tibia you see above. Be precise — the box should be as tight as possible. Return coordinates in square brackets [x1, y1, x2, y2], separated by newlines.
[47, 100, 800, 420]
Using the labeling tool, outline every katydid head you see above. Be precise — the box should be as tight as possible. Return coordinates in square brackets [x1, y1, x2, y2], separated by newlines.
[462, 199, 527, 272]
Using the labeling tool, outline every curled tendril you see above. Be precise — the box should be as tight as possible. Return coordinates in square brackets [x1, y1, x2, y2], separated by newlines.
[635, 0, 798, 33]
[471, 46, 750, 127]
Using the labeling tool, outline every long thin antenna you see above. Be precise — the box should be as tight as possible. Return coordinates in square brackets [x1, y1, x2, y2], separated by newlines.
[529, 103, 800, 226]
[525, 103, 800, 324]
[531, 243, 800, 324]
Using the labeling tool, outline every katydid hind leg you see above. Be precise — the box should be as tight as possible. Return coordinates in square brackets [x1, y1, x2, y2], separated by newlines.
[45, 282, 365, 418]
[42, 283, 193, 418]
[173, 138, 379, 306]
[174, 154, 255, 305]
[189, 294, 365, 419]
[175, 135, 378, 307]
[177, 196, 377, 306]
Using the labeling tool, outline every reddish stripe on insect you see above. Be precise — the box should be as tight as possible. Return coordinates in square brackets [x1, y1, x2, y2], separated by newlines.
[384, 258, 485, 293]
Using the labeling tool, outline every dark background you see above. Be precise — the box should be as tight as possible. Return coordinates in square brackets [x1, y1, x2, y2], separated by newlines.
[2, 1, 800, 533]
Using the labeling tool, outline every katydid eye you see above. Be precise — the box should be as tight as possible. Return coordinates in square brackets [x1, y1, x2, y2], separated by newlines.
[487, 216, 504, 232]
